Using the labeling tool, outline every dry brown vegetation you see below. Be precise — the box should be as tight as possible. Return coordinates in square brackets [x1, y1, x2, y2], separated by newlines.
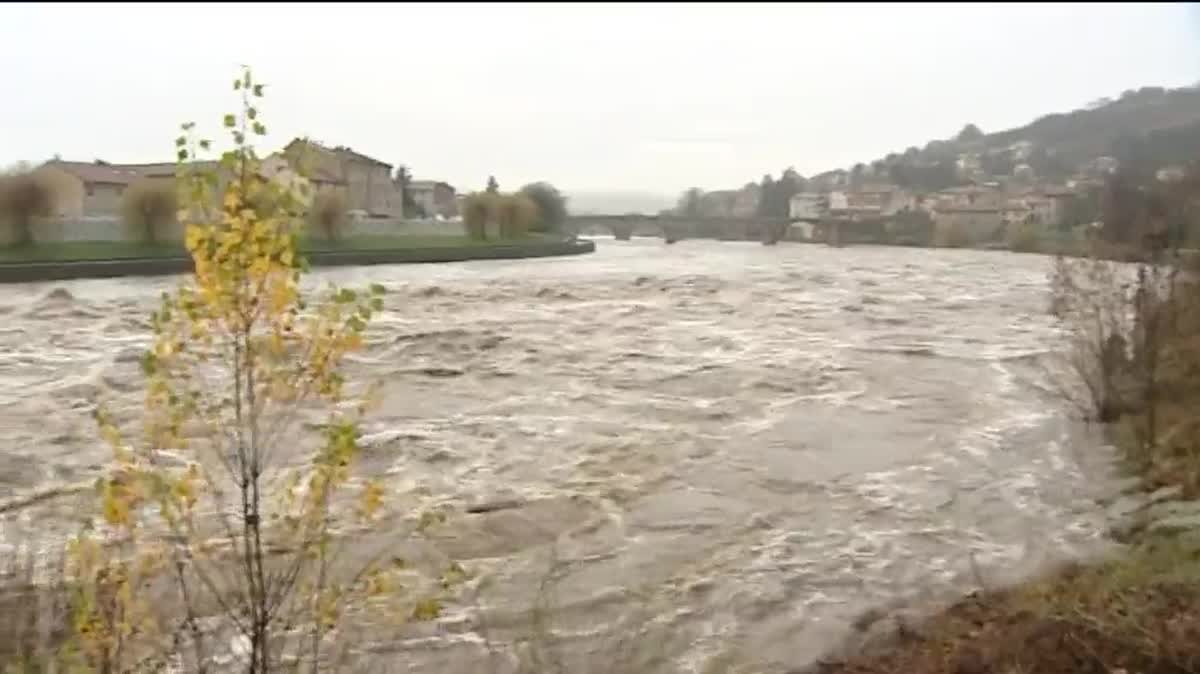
[498, 193, 538, 239]
[825, 541, 1200, 674]
[462, 192, 493, 241]
[309, 189, 347, 241]
[463, 192, 540, 241]
[0, 169, 62, 247]
[120, 178, 177, 244]
[1050, 167, 1200, 495]
[1005, 220, 1042, 253]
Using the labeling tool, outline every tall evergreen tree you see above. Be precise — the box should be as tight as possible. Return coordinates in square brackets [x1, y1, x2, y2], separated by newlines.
[757, 174, 775, 217]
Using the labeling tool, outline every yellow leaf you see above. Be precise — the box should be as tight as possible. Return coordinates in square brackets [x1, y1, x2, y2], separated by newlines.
[185, 226, 205, 252]
[365, 569, 392, 595]
[102, 482, 132, 527]
[358, 480, 385, 520]
[224, 189, 243, 212]
[411, 598, 441, 621]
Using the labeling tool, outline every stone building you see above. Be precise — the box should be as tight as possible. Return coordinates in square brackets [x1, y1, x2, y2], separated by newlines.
[407, 180, 459, 218]
[933, 204, 1006, 243]
[282, 139, 402, 217]
[35, 160, 143, 218]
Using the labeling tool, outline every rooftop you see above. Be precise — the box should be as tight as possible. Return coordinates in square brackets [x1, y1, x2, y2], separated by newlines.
[42, 160, 143, 185]
[1038, 186, 1076, 197]
[935, 204, 1004, 213]
[43, 159, 223, 183]
[284, 138, 391, 169]
[940, 184, 999, 195]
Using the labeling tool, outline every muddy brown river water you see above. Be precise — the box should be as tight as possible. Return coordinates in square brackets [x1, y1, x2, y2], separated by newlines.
[0, 238, 1124, 673]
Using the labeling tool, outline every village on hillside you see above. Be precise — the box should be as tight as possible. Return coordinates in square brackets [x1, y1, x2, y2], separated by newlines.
[34, 139, 462, 224]
[671, 90, 1200, 248]
[671, 151, 1137, 247]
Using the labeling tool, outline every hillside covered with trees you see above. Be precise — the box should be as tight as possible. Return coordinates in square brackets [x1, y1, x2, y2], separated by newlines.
[825, 83, 1200, 193]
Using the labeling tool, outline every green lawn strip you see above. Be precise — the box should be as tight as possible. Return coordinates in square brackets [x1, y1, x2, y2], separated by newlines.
[0, 241, 184, 262]
[0, 235, 558, 263]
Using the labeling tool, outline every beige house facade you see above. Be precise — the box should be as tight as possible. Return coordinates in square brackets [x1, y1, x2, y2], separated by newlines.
[35, 160, 143, 218]
[282, 139, 401, 217]
[789, 193, 828, 220]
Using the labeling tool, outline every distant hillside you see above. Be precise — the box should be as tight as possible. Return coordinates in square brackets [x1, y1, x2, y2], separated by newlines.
[987, 86, 1200, 167]
[565, 190, 675, 216]
[835, 83, 1200, 191]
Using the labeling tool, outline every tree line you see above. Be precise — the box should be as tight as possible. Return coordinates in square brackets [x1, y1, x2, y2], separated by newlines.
[460, 176, 570, 241]
[0, 168, 573, 251]
[672, 167, 809, 220]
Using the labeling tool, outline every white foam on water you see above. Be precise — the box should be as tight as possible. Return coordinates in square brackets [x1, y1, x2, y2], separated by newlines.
[0, 242, 1117, 674]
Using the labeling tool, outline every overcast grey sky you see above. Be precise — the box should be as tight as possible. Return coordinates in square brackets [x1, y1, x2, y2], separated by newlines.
[2, 3, 1198, 198]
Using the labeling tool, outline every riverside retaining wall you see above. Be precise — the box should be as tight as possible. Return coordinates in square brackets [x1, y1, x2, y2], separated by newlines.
[0, 239, 595, 284]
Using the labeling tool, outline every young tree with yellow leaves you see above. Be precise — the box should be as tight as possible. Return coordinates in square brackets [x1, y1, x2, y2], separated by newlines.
[65, 67, 464, 674]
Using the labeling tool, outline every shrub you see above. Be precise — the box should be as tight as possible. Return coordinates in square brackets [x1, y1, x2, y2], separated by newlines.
[1049, 168, 1200, 494]
[662, 221, 683, 244]
[0, 169, 60, 247]
[65, 67, 463, 674]
[121, 178, 177, 244]
[611, 221, 634, 240]
[1005, 220, 1042, 253]
[498, 192, 538, 239]
[519, 182, 569, 234]
[1049, 251, 1143, 424]
[309, 189, 347, 241]
[462, 192, 493, 240]
[761, 220, 787, 245]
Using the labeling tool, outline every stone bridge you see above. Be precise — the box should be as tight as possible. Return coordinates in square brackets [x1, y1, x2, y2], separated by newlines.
[567, 214, 793, 244]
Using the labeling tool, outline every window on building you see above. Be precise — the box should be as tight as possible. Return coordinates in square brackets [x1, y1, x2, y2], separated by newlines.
[85, 184, 94, 197]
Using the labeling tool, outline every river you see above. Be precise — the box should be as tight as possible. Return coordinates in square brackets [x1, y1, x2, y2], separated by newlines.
[0, 238, 1122, 673]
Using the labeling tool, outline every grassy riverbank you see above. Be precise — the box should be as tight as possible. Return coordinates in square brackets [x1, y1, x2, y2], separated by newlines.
[0, 235, 593, 283]
[826, 538, 1200, 673]
[0, 235, 552, 263]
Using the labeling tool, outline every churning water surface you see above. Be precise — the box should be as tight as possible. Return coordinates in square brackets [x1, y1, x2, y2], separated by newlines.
[0, 238, 1122, 672]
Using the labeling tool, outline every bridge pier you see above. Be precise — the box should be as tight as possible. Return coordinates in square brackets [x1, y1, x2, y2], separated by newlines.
[826, 219, 843, 247]
[662, 221, 682, 244]
[761, 220, 787, 245]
